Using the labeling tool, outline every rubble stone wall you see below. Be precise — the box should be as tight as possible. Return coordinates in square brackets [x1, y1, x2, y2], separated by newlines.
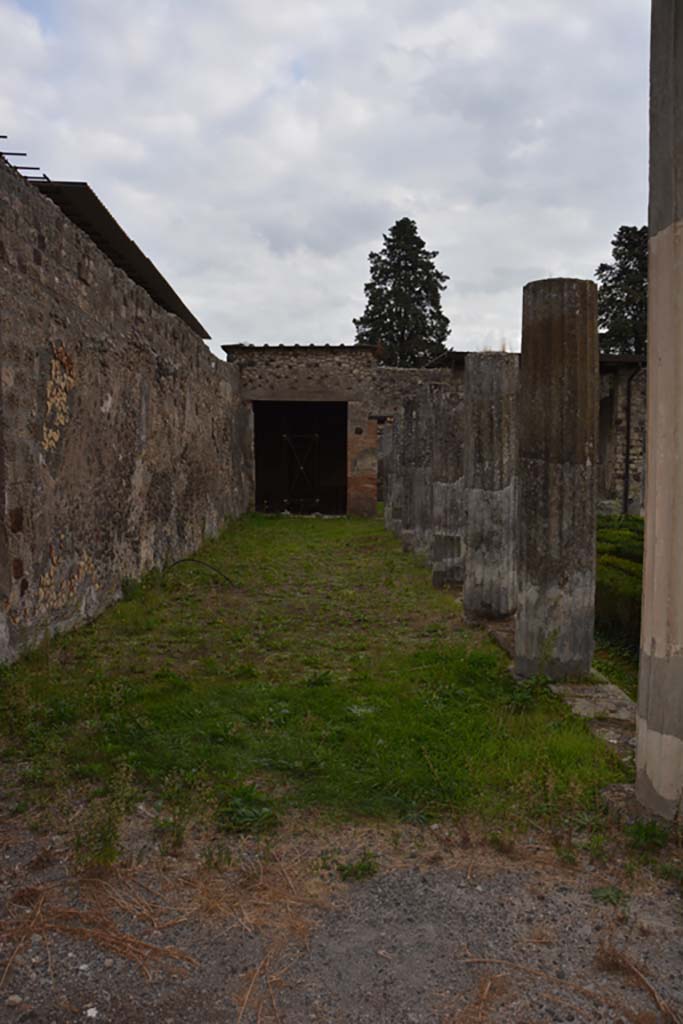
[598, 366, 647, 515]
[0, 160, 252, 662]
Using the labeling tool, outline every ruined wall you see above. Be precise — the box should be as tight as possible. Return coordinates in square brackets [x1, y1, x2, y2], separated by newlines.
[0, 159, 252, 662]
[368, 366, 463, 418]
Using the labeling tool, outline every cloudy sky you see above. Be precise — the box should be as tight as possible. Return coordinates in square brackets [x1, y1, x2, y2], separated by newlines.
[1, 0, 649, 356]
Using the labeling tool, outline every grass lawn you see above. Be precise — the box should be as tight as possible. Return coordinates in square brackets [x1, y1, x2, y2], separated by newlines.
[1, 514, 628, 859]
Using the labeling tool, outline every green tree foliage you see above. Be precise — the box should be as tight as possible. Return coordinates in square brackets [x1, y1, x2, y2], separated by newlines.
[354, 218, 450, 367]
[595, 226, 648, 356]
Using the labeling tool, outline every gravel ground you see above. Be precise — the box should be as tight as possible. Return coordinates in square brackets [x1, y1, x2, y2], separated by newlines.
[1, 809, 682, 1024]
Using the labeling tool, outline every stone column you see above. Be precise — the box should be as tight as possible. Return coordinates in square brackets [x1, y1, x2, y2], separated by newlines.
[515, 279, 598, 679]
[431, 383, 466, 587]
[412, 386, 435, 558]
[380, 421, 394, 528]
[399, 398, 419, 549]
[388, 414, 404, 536]
[378, 420, 392, 506]
[637, 0, 683, 819]
[463, 353, 519, 619]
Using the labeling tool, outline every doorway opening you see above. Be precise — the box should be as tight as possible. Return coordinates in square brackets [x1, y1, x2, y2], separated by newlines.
[254, 401, 348, 515]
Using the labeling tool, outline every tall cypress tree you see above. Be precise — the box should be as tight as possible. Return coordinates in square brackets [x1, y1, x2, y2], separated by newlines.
[595, 226, 648, 356]
[354, 218, 450, 367]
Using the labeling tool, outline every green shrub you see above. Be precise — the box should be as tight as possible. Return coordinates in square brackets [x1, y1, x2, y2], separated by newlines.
[598, 514, 644, 536]
[597, 517, 644, 563]
[599, 555, 643, 580]
[595, 564, 641, 645]
[595, 515, 644, 646]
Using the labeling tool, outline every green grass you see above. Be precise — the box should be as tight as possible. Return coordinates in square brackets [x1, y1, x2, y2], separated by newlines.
[595, 514, 643, 649]
[593, 634, 639, 701]
[1, 514, 627, 839]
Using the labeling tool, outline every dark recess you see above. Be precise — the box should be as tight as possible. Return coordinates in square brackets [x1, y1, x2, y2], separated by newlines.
[254, 401, 347, 515]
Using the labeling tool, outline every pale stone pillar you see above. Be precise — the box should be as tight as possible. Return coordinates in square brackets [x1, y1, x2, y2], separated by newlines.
[515, 279, 598, 678]
[463, 353, 519, 619]
[637, 0, 683, 819]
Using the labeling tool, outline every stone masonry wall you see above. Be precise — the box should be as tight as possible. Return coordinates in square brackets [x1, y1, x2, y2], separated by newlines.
[598, 366, 647, 514]
[368, 366, 463, 418]
[224, 345, 378, 402]
[224, 344, 463, 517]
[0, 159, 252, 662]
[224, 344, 461, 418]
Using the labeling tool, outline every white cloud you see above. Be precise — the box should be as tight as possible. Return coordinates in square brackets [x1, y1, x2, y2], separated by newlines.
[0, 0, 650, 353]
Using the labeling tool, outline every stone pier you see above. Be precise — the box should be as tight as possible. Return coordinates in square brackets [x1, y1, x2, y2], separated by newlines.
[636, 0, 683, 819]
[412, 387, 435, 558]
[398, 399, 418, 548]
[463, 353, 518, 619]
[431, 384, 466, 587]
[399, 394, 434, 553]
[379, 421, 394, 528]
[388, 414, 404, 537]
[515, 279, 599, 679]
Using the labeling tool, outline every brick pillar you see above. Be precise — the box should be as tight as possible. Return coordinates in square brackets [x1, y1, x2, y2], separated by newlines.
[346, 402, 377, 516]
[431, 383, 465, 587]
[515, 279, 598, 679]
[463, 353, 518, 618]
[637, 0, 683, 818]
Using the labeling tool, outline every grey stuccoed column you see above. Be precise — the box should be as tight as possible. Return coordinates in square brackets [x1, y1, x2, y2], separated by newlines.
[463, 353, 519, 619]
[637, 0, 683, 819]
[380, 421, 394, 529]
[399, 397, 418, 550]
[431, 383, 466, 587]
[389, 413, 404, 537]
[412, 386, 435, 557]
[515, 279, 599, 679]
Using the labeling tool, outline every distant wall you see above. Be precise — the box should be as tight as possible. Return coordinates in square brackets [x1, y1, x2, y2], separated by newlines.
[224, 345, 465, 517]
[0, 159, 252, 662]
[225, 344, 378, 402]
[224, 344, 462, 416]
[598, 365, 647, 515]
[369, 365, 464, 418]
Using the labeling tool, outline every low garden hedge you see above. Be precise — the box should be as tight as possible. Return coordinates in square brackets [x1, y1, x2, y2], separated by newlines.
[595, 515, 643, 646]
